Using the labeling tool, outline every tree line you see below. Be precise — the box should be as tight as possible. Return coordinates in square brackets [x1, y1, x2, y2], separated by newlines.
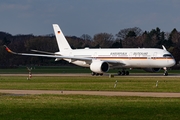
[0, 26, 180, 68]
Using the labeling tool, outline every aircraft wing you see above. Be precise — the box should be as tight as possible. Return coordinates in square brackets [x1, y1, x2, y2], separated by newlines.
[4, 45, 126, 66]
[4, 45, 92, 61]
[31, 49, 58, 55]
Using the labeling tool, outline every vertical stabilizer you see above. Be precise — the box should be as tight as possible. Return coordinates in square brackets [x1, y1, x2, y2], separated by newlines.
[53, 24, 72, 51]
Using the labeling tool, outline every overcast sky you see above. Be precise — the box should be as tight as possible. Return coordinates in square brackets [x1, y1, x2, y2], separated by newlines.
[0, 0, 180, 37]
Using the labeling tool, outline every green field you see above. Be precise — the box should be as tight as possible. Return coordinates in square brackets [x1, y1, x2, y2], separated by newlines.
[0, 76, 180, 119]
[0, 94, 180, 120]
[0, 76, 180, 92]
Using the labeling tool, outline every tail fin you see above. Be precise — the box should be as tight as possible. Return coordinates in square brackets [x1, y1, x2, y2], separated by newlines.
[53, 24, 72, 51]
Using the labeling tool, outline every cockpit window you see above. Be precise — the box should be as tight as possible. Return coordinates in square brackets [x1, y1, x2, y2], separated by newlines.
[163, 54, 173, 58]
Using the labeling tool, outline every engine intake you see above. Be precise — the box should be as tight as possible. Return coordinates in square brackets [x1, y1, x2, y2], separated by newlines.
[90, 60, 109, 73]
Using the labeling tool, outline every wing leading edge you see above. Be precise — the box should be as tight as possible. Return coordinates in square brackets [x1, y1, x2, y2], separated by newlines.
[4, 45, 91, 60]
[4, 45, 125, 67]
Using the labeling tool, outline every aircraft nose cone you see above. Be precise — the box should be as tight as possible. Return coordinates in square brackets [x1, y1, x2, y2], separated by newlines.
[170, 59, 176, 67]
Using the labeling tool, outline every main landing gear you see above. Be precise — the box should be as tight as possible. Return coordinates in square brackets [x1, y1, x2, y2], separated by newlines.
[118, 70, 129, 76]
[91, 72, 103, 76]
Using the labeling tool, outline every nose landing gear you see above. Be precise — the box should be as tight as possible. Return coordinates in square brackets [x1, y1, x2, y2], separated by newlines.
[163, 67, 168, 76]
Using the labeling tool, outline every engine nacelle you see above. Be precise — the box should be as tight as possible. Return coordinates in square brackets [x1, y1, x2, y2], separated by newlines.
[143, 68, 161, 73]
[90, 60, 109, 73]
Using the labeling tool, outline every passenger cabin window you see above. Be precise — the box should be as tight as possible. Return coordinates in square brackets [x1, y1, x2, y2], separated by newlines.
[163, 54, 173, 58]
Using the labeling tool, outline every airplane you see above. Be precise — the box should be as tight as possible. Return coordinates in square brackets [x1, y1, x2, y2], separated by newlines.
[4, 24, 176, 76]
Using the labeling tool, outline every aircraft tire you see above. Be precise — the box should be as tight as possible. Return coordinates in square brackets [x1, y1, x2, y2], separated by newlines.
[164, 71, 168, 76]
[91, 72, 96, 76]
[122, 71, 125, 75]
[125, 71, 129, 75]
[118, 71, 122, 75]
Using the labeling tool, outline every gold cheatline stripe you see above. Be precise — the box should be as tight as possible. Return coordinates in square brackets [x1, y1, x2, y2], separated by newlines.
[96, 57, 173, 60]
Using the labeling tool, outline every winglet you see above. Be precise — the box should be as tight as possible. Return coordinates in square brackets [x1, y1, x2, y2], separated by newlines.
[4, 45, 17, 54]
[162, 45, 167, 51]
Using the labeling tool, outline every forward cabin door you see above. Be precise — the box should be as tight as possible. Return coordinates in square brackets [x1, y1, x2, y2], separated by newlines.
[153, 52, 157, 60]
[129, 52, 132, 60]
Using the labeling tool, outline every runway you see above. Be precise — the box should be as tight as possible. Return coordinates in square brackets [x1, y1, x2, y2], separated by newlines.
[1, 90, 180, 97]
[1, 73, 180, 77]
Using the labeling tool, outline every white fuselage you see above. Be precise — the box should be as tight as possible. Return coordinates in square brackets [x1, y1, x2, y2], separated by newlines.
[5, 24, 175, 75]
[57, 48, 175, 69]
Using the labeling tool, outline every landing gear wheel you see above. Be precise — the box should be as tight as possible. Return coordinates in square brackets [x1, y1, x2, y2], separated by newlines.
[118, 71, 122, 75]
[122, 71, 125, 75]
[118, 70, 129, 76]
[91, 72, 103, 76]
[164, 71, 168, 76]
[91, 72, 96, 76]
[100, 73, 103, 76]
[163, 67, 168, 76]
[125, 71, 129, 75]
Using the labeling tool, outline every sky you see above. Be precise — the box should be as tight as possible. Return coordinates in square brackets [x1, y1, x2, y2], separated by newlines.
[0, 0, 180, 37]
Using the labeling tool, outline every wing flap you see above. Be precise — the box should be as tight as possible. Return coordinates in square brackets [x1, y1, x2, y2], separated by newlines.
[31, 49, 58, 55]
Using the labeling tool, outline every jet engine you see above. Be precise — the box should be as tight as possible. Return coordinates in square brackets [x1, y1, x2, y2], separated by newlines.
[143, 68, 161, 73]
[90, 60, 109, 73]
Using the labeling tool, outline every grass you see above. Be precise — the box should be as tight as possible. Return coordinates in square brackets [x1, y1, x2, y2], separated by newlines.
[0, 94, 180, 120]
[1, 74, 180, 119]
[0, 76, 180, 92]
